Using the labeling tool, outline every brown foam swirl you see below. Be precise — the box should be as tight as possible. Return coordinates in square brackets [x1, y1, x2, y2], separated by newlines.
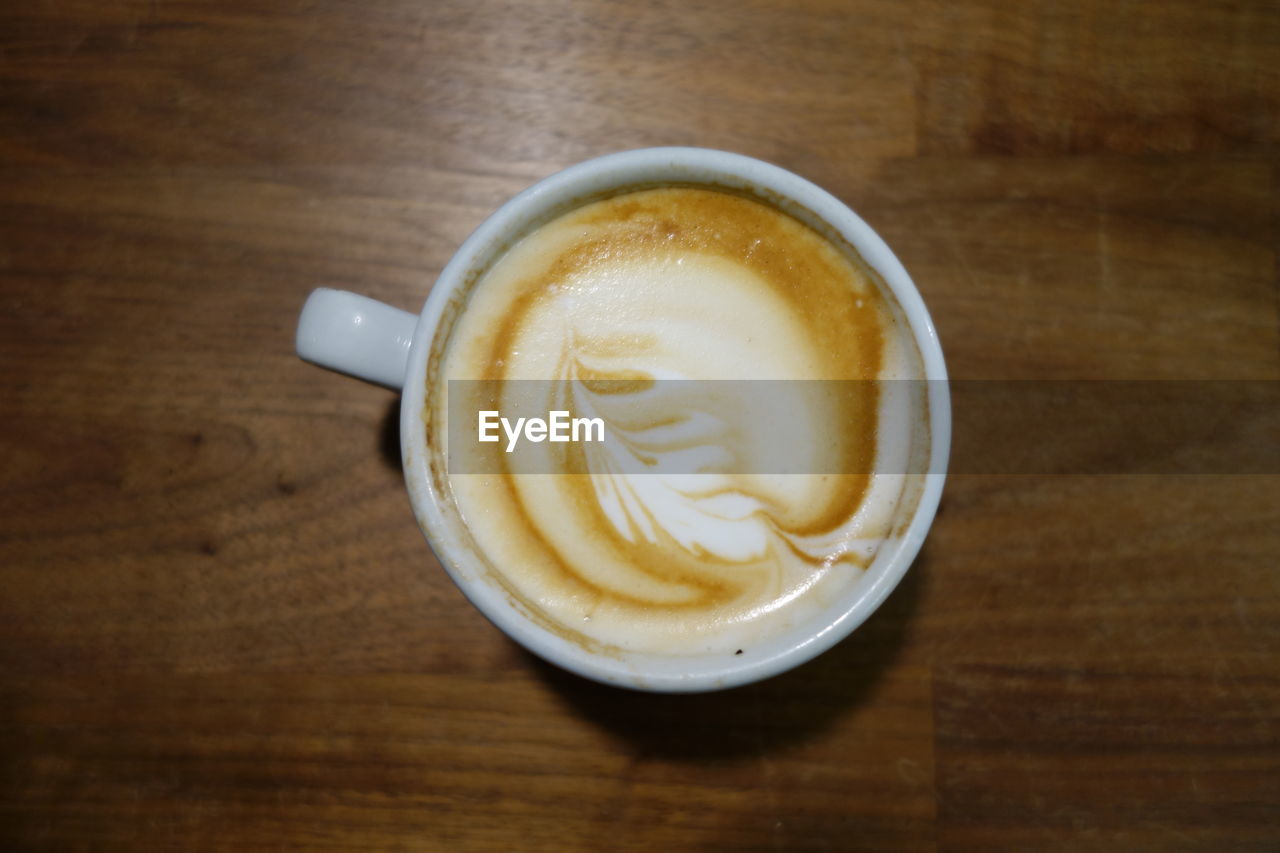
[431, 187, 922, 654]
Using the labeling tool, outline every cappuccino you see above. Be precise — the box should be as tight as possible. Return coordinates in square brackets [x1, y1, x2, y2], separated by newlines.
[426, 187, 926, 655]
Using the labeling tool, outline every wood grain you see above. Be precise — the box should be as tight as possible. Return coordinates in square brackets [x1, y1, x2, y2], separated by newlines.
[2, 1, 1278, 850]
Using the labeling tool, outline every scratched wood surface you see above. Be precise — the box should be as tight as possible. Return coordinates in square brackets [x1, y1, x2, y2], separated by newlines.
[2, 2, 1278, 850]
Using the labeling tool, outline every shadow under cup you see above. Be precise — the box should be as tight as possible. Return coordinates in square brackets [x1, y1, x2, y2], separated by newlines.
[400, 148, 950, 692]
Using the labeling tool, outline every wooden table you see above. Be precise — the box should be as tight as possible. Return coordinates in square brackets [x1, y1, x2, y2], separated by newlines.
[2, 2, 1277, 849]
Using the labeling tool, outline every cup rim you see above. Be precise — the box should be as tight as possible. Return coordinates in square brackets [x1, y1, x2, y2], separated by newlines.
[399, 147, 950, 692]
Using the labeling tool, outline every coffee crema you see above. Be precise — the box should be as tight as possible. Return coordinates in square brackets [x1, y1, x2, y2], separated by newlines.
[427, 187, 925, 655]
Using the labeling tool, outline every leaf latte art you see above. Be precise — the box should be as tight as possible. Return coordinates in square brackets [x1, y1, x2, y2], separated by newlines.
[427, 187, 927, 655]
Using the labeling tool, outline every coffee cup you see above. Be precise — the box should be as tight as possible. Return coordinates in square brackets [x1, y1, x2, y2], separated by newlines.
[297, 147, 949, 692]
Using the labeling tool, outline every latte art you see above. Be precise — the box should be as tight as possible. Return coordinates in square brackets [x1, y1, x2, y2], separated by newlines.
[429, 187, 925, 654]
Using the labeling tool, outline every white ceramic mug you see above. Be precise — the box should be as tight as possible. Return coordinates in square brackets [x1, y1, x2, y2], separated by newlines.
[296, 147, 949, 692]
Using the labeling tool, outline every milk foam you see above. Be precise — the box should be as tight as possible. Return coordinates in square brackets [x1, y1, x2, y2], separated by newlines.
[430, 188, 926, 655]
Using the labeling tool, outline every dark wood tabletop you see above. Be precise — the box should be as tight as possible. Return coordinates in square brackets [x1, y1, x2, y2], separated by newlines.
[2, 2, 1278, 850]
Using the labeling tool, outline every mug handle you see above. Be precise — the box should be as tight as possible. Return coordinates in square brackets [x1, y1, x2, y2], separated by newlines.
[295, 288, 418, 390]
